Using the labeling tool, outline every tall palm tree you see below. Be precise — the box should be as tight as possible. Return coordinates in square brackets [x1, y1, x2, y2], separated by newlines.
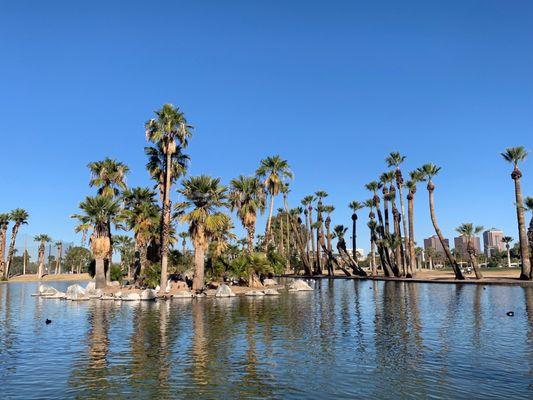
[121, 188, 160, 277]
[75, 222, 91, 248]
[364, 199, 377, 276]
[88, 157, 129, 282]
[314, 191, 328, 274]
[229, 175, 266, 253]
[0, 213, 9, 278]
[178, 232, 188, 255]
[301, 195, 315, 261]
[145, 104, 193, 291]
[256, 155, 293, 250]
[55, 241, 63, 275]
[113, 235, 135, 277]
[418, 164, 464, 280]
[379, 172, 395, 234]
[525, 196, 533, 268]
[34, 234, 52, 278]
[281, 182, 292, 270]
[501, 146, 531, 280]
[348, 201, 364, 263]
[145, 142, 189, 202]
[455, 223, 484, 279]
[502, 236, 514, 269]
[73, 196, 121, 288]
[387, 152, 411, 274]
[404, 170, 424, 275]
[322, 205, 335, 276]
[4, 209, 29, 279]
[176, 175, 228, 291]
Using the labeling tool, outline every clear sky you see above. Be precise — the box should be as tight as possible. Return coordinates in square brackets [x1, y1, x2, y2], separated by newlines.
[1, 0, 532, 252]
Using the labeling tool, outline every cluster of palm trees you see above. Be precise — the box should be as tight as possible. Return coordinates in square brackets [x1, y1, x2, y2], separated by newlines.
[0, 209, 29, 279]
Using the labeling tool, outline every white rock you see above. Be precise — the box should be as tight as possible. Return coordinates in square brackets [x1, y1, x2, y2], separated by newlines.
[288, 279, 313, 292]
[121, 292, 141, 301]
[66, 284, 89, 301]
[140, 289, 157, 300]
[263, 278, 278, 287]
[174, 290, 193, 298]
[245, 290, 265, 296]
[155, 285, 161, 292]
[47, 291, 66, 299]
[195, 293, 206, 298]
[114, 291, 123, 300]
[215, 284, 235, 297]
[85, 281, 96, 293]
[38, 285, 59, 296]
[264, 289, 280, 296]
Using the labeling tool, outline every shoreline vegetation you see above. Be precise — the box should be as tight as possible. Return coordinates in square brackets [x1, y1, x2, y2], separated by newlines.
[0, 103, 532, 294]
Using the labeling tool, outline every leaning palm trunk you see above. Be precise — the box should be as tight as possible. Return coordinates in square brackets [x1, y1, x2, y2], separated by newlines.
[4, 223, 21, 279]
[467, 239, 483, 279]
[512, 169, 531, 279]
[336, 237, 367, 277]
[160, 152, 173, 290]
[427, 181, 464, 280]
[318, 232, 351, 276]
[288, 215, 312, 275]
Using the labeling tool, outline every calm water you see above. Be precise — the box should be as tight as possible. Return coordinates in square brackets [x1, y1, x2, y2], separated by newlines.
[1, 279, 533, 399]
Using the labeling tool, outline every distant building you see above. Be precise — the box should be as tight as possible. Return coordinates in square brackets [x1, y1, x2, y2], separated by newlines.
[454, 236, 481, 258]
[483, 229, 504, 256]
[424, 235, 449, 253]
[347, 248, 366, 261]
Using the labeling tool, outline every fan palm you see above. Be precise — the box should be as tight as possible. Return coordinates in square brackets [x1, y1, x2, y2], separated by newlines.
[34, 234, 52, 278]
[418, 164, 464, 280]
[146, 104, 193, 291]
[256, 155, 293, 250]
[73, 196, 121, 288]
[301, 195, 315, 261]
[113, 235, 135, 276]
[0, 213, 9, 278]
[348, 201, 364, 263]
[405, 170, 424, 274]
[501, 146, 530, 279]
[55, 241, 63, 275]
[145, 142, 189, 201]
[525, 196, 533, 269]
[455, 223, 484, 279]
[379, 172, 395, 234]
[176, 175, 228, 290]
[502, 236, 514, 269]
[178, 232, 188, 254]
[4, 209, 29, 279]
[229, 175, 266, 253]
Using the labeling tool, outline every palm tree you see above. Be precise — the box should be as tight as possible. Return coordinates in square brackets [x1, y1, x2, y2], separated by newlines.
[256, 156, 293, 250]
[145, 104, 193, 291]
[176, 175, 228, 291]
[348, 201, 364, 263]
[88, 157, 129, 282]
[405, 170, 424, 274]
[229, 175, 266, 253]
[281, 182, 292, 270]
[301, 195, 315, 262]
[0, 213, 9, 278]
[314, 191, 328, 274]
[322, 205, 335, 276]
[455, 223, 484, 279]
[364, 199, 377, 276]
[502, 236, 514, 269]
[379, 172, 395, 234]
[501, 146, 531, 280]
[73, 196, 121, 288]
[178, 232, 188, 255]
[55, 241, 63, 275]
[121, 188, 160, 277]
[525, 196, 533, 268]
[4, 209, 29, 279]
[145, 142, 189, 202]
[34, 234, 52, 278]
[75, 222, 91, 248]
[418, 164, 464, 280]
[113, 235, 135, 277]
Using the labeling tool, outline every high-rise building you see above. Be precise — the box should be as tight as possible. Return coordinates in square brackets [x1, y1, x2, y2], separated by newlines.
[454, 236, 481, 258]
[424, 235, 449, 254]
[483, 229, 504, 256]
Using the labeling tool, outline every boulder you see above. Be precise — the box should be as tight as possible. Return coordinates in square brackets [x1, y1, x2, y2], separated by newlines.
[288, 279, 313, 292]
[264, 289, 280, 296]
[114, 291, 123, 300]
[245, 290, 265, 296]
[195, 293, 206, 298]
[173, 290, 193, 298]
[263, 278, 278, 287]
[66, 284, 89, 301]
[121, 292, 141, 301]
[85, 281, 96, 293]
[38, 285, 59, 296]
[140, 289, 157, 300]
[215, 284, 235, 297]
[47, 291, 66, 299]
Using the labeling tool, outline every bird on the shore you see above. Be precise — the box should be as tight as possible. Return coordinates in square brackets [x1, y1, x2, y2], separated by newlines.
[45, 319, 52, 325]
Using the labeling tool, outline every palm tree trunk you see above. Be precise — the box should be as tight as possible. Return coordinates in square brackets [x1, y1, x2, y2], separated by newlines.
[468, 239, 483, 279]
[383, 193, 390, 235]
[315, 219, 322, 275]
[506, 245, 511, 268]
[106, 220, 112, 284]
[309, 211, 316, 271]
[513, 175, 532, 279]
[304, 212, 310, 259]
[160, 152, 173, 290]
[407, 193, 416, 274]
[398, 182, 410, 273]
[370, 236, 377, 277]
[0, 228, 7, 277]
[279, 217, 284, 255]
[192, 240, 206, 291]
[4, 224, 20, 279]
[285, 197, 290, 270]
[95, 257, 106, 289]
[247, 224, 255, 253]
[352, 215, 357, 263]
[427, 182, 464, 280]
[264, 195, 275, 251]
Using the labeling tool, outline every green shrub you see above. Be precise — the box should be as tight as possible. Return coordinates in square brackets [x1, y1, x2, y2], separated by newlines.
[110, 264, 123, 281]
[267, 250, 286, 275]
[139, 263, 160, 288]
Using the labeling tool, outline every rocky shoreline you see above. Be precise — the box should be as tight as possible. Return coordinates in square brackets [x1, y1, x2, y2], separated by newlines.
[32, 278, 314, 302]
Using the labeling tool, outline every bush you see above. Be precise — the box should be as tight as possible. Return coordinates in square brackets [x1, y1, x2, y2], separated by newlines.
[110, 264, 123, 281]
[139, 263, 160, 288]
[267, 250, 286, 275]
[229, 252, 274, 283]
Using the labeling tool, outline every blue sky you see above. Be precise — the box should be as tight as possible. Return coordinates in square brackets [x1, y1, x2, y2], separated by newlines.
[1, 0, 532, 252]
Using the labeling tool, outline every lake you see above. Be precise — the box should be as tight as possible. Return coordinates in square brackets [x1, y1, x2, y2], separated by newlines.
[1, 279, 533, 399]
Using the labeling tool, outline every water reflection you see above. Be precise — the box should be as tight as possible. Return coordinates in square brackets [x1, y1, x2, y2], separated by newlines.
[1, 280, 533, 399]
